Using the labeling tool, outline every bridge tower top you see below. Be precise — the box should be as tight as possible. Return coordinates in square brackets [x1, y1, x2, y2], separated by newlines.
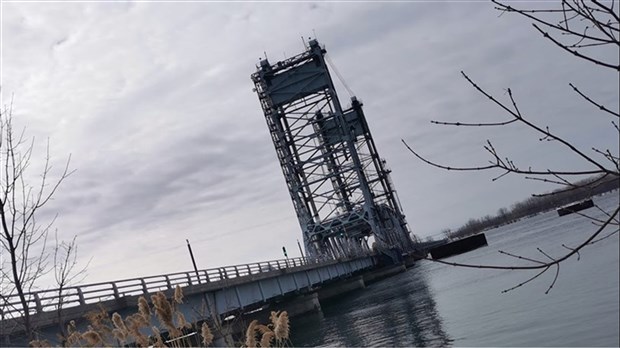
[251, 39, 415, 259]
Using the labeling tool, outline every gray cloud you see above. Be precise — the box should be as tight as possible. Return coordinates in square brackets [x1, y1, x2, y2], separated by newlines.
[2, 1, 617, 284]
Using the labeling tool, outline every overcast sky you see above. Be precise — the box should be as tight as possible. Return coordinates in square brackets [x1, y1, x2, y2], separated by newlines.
[1, 1, 618, 286]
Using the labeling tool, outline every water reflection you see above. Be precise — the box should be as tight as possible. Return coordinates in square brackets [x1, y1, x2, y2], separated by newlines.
[291, 264, 453, 347]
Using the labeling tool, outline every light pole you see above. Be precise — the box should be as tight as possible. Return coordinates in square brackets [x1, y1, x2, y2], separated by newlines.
[186, 239, 200, 283]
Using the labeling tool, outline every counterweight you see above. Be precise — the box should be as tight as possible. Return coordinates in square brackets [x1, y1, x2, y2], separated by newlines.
[251, 39, 415, 260]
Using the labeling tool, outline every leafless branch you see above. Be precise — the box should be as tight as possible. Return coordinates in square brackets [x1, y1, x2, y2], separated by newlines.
[589, 228, 620, 244]
[493, 1, 618, 44]
[406, 0, 619, 295]
[561, 244, 580, 261]
[570, 83, 620, 118]
[545, 263, 560, 294]
[1, 104, 79, 340]
[498, 250, 547, 265]
[501, 267, 549, 293]
[402, 137, 607, 178]
[532, 23, 620, 71]
[415, 204, 620, 292]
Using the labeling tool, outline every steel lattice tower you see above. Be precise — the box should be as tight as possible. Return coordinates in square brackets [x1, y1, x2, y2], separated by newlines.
[251, 39, 415, 260]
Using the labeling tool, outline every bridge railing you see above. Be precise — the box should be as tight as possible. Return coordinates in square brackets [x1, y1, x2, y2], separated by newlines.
[0, 256, 322, 320]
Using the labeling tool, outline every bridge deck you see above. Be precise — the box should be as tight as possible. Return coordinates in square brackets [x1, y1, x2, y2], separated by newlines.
[1, 255, 376, 343]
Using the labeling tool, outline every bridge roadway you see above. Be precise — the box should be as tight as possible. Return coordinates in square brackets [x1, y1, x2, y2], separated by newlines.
[1, 255, 401, 345]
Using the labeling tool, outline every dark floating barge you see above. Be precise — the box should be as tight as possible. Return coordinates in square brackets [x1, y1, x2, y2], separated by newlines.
[429, 233, 488, 260]
[557, 199, 594, 217]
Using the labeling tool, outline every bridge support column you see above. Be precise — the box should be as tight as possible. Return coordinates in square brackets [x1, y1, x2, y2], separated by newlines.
[281, 292, 321, 317]
[362, 264, 406, 285]
[317, 276, 365, 302]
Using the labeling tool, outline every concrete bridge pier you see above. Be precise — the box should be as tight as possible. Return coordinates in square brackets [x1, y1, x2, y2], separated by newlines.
[318, 276, 366, 302]
[363, 264, 406, 284]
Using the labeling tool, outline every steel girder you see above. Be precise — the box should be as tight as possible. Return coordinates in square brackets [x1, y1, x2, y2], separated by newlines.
[251, 39, 414, 259]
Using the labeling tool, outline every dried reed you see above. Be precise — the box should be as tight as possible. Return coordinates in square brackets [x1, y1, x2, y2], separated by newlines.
[84, 305, 113, 338]
[112, 328, 127, 343]
[151, 326, 167, 347]
[112, 312, 128, 336]
[201, 322, 214, 347]
[245, 319, 258, 348]
[50, 284, 295, 348]
[273, 311, 289, 342]
[65, 320, 82, 346]
[138, 296, 151, 321]
[28, 339, 50, 347]
[176, 312, 191, 329]
[126, 313, 150, 347]
[81, 330, 103, 346]
[174, 285, 184, 304]
[260, 331, 275, 347]
[151, 291, 180, 338]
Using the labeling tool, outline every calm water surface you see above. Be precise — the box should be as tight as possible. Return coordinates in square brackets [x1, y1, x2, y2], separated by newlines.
[292, 193, 620, 347]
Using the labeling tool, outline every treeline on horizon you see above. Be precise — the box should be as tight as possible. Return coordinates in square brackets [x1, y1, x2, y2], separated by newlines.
[441, 174, 620, 241]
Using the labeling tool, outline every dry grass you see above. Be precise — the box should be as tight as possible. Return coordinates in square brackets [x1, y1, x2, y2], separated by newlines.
[81, 330, 102, 347]
[138, 296, 151, 320]
[43, 286, 291, 347]
[243, 311, 290, 347]
[245, 319, 258, 348]
[201, 322, 214, 346]
[174, 285, 184, 304]
[272, 311, 289, 343]
[43, 286, 219, 347]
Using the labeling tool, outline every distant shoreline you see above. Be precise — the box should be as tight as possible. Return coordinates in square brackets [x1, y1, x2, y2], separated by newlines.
[441, 175, 619, 241]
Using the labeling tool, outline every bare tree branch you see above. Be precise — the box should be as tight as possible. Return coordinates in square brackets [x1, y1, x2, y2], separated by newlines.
[1, 104, 81, 340]
[532, 23, 620, 71]
[569, 83, 620, 118]
[404, 0, 619, 294]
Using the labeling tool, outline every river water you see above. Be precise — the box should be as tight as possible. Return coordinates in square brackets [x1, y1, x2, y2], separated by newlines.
[291, 193, 620, 347]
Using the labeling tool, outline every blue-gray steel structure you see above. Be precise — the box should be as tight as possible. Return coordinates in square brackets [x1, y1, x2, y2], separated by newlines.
[251, 39, 415, 259]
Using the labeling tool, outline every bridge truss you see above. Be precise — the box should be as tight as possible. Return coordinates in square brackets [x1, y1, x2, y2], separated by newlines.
[251, 39, 415, 259]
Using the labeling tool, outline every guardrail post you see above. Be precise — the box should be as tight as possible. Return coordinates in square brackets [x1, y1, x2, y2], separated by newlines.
[218, 268, 225, 280]
[165, 275, 172, 289]
[235, 266, 240, 278]
[246, 264, 252, 275]
[186, 272, 193, 285]
[111, 283, 120, 299]
[203, 270, 210, 283]
[77, 287, 86, 306]
[140, 279, 149, 296]
[33, 292, 43, 313]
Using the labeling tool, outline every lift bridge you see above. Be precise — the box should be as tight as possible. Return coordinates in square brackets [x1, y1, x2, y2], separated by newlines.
[0, 40, 423, 346]
[251, 39, 416, 260]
